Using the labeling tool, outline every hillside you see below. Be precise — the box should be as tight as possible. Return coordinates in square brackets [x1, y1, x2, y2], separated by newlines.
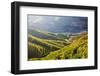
[28, 29, 64, 40]
[28, 34, 68, 59]
[29, 32, 88, 60]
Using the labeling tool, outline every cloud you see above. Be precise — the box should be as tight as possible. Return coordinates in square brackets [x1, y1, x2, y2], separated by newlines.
[54, 17, 60, 21]
[32, 16, 43, 23]
[50, 22, 55, 25]
[28, 16, 44, 26]
[28, 15, 87, 33]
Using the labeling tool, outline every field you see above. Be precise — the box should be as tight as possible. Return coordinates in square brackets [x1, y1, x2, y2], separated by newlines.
[28, 29, 88, 61]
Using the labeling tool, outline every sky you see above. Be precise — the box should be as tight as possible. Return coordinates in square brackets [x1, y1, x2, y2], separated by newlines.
[28, 14, 88, 33]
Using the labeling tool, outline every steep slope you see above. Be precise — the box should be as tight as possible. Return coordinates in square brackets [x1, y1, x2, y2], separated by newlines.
[28, 34, 68, 59]
[29, 32, 88, 60]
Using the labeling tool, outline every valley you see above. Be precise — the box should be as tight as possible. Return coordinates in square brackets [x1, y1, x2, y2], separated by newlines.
[28, 29, 88, 61]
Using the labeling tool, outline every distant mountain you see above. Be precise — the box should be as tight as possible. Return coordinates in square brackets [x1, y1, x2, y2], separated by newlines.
[28, 29, 65, 40]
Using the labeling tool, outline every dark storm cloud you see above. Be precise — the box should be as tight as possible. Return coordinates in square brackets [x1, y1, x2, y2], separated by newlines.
[28, 15, 88, 33]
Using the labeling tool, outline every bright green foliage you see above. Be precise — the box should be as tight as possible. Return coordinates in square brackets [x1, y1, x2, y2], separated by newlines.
[28, 29, 63, 40]
[28, 34, 62, 49]
[28, 34, 67, 58]
[29, 32, 88, 60]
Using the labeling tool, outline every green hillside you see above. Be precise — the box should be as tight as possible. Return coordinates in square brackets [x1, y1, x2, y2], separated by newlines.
[28, 29, 64, 40]
[29, 32, 88, 61]
[28, 34, 68, 59]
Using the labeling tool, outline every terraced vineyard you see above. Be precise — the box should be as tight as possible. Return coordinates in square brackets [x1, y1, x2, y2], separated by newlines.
[28, 29, 88, 61]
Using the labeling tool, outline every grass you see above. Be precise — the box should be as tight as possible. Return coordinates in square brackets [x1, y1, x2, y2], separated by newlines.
[28, 34, 68, 58]
[28, 32, 88, 61]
